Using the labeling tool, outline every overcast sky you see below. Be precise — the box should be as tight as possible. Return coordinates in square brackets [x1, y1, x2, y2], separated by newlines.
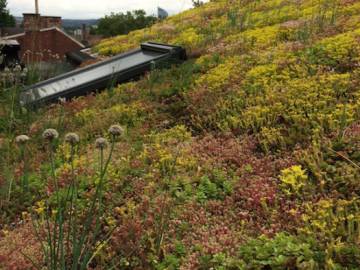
[8, 0, 196, 19]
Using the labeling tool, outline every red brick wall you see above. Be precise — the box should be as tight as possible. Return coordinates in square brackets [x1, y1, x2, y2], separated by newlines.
[23, 14, 41, 31]
[40, 17, 62, 29]
[14, 29, 83, 63]
[23, 14, 62, 32]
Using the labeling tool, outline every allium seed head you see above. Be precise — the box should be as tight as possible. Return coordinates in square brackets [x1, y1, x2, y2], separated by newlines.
[21, 71, 27, 79]
[95, 137, 108, 150]
[15, 135, 30, 145]
[108, 125, 124, 137]
[42, 129, 59, 141]
[14, 65, 22, 73]
[65, 133, 80, 145]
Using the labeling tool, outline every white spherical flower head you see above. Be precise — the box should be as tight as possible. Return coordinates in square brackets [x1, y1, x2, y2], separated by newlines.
[15, 135, 30, 145]
[108, 125, 124, 137]
[65, 133, 80, 146]
[42, 128, 59, 141]
[21, 71, 27, 79]
[14, 65, 22, 73]
[95, 137, 108, 150]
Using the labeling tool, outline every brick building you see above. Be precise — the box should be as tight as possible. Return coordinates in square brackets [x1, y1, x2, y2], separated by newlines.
[22, 13, 62, 31]
[4, 13, 85, 64]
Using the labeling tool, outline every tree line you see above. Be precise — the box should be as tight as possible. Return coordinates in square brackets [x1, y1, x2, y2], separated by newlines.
[0, 0, 15, 28]
[95, 10, 157, 37]
[95, 2, 205, 38]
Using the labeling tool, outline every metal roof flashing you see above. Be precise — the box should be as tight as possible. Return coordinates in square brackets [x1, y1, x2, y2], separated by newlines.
[0, 39, 20, 46]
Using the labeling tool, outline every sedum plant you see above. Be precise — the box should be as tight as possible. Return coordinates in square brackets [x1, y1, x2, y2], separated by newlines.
[279, 165, 308, 197]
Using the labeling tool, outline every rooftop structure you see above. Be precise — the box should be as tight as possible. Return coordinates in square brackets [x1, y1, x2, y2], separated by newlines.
[2, 0, 85, 64]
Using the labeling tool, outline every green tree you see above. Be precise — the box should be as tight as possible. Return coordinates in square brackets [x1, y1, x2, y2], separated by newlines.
[97, 9, 157, 37]
[192, 0, 204, 7]
[0, 0, 15, 28]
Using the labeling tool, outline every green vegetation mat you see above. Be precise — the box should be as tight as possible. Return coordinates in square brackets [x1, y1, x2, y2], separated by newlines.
[1, 0, 360, 269]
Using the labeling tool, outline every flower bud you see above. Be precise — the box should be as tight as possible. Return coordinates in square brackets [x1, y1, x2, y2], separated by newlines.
[108, 125, 124, 137]
[65, 133, 80, 146]
[42, 129, 59, 141]
[15, 135, 30, 145]
[95, 137, 108, 150]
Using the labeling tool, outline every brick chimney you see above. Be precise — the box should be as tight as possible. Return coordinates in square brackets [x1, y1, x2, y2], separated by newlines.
[23, 13, 41, 31]
[40, 16, 62, 29]
[23, 0, 62, 32]
[82, 24, 87, 41]
[23, 14, 62, 32]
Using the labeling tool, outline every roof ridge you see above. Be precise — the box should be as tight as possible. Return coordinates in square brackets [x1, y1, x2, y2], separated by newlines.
[3, 27, 85, 49]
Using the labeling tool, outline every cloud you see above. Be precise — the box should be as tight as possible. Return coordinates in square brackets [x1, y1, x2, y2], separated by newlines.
[8, 0, 195, 19]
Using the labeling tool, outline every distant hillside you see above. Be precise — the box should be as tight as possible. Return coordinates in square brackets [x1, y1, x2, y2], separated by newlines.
[15, 16, 98, 28]
[61, 19, 98, 28]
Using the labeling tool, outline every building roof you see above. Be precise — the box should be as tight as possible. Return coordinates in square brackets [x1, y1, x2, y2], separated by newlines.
[3, 27, 85, 48]
[23, 13, 61, 18]
[66, 50, 95, 65]
[0, 39, 20, 46]
[41, 15, 62, 19]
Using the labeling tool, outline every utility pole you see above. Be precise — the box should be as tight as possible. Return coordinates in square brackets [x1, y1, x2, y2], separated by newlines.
[35, 0, 39, 14]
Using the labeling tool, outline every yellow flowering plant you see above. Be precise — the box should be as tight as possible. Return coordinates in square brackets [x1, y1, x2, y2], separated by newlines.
[279, 165, 308, 196]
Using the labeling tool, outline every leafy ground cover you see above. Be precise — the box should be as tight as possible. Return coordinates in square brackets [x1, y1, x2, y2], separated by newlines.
[1, 0, 360, 269]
